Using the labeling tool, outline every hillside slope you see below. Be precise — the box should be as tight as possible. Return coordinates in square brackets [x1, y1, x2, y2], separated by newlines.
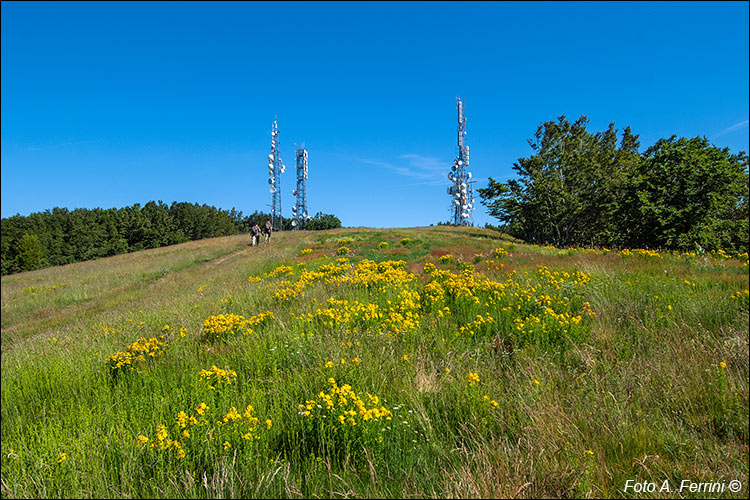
[1, 226, 748, 498]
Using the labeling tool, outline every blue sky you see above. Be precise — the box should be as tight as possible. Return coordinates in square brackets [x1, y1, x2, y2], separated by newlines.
[2, 1, 748, 227]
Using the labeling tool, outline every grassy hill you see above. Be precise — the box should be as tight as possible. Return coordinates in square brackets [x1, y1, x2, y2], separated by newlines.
[1, 226, 748, 498]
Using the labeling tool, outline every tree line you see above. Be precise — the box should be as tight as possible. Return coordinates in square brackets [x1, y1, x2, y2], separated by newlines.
[479, 116, 749, 252]
[1, 201, 341, 274]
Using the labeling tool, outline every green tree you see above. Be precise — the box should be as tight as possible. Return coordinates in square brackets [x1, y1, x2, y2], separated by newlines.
[480, 116, 748, 252]
[630, 136, 748, 251]
[306, 212, 342, 230]
[16, 233, 48, 271]
[1, 201, 343, 275]
[479, 116, 637, 247]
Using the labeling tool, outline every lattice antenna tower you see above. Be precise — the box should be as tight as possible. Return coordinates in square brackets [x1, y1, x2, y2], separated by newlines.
[447, 98, 475, 226]
[267, 117, 285, 231]
[291, 144, 309, 230]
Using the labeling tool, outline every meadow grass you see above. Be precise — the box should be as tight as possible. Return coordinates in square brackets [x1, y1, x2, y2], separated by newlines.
[1, 226, 748, 498]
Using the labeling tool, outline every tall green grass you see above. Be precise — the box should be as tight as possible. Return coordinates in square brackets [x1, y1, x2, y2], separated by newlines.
[1, 227, 747, 498]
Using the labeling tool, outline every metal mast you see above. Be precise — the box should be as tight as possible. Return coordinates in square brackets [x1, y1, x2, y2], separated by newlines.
[447, 98, 474, 226]
[292, 145, 309, 230]
[267, 118, 285, 231]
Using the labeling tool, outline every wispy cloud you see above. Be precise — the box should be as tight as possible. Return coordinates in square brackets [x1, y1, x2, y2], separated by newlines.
[712, 120, 749, 138]
[358, 154, 450, 186]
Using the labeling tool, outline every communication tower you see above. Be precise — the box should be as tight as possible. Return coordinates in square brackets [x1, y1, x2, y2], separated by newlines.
[291, 145, 310, 230]
[267, 118, 285, 231]
[447, 98, 475, 226]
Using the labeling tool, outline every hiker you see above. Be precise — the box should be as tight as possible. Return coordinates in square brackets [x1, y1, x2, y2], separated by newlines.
[262, 220, 273, 244]
[250, 223, 261, 246]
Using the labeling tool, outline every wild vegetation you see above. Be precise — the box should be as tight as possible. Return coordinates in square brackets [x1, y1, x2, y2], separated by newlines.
[1, 201, 342, 275]
[479, 116, 749, 252]
[1, 226, 747, 498]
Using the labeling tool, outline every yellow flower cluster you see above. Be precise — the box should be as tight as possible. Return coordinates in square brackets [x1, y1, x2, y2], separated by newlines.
[337, 237, 354, 244]
[150, 423, 186, 459]
[107, 336, 167, 373]
[731, 289, 749, 305]
[492, 247, 508, 259]
[580, 301, 598, 318]
[24, 283, 68, 295]
[266, 265, 294, 278]
[201, 311, 274, 343]
[141, 402, 271, 460]
[301, 286, 420, 336]
[343, 259, 417, 291]
[466, 372, 480, 386]
[421, 263, 593, 348]
[198, 365, 237, 388]
[439, 254, 455, 263]
[458, 314, 494, 336]
[299, 248, 313, 256]
[400, 238, 412, 245]
[378, 241, 389, 248]
[711, 249, 732, 260]
[511, 306, 585, 346]
[270, 260, 352, 301]
[620, 248, 661, 258]
[274, 248, 594, 352]
[202, 313, 247, 340]
[482, 395, 499, 408]
[336, 246, 351, 255]
[298, 377, 393, 427]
